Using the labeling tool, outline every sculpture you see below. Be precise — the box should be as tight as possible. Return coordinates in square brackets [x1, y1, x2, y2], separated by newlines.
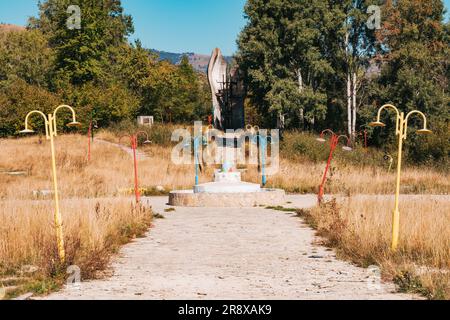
[207, 48, 245, 131]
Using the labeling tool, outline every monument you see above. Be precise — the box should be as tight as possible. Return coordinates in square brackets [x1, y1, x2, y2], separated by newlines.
[207, 48, 245, 131]
[169, 160, 285, 207]
[167, 48, 285, 207]
[168, 128, 286, 208]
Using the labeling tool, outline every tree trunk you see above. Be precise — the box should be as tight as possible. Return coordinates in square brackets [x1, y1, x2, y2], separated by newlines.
[352, 71, 357, 141]
[345, 31, 352, 137]
[347, 72, 352, 137]
[297, 68, 305, 128]
[297, 68, 303, 92]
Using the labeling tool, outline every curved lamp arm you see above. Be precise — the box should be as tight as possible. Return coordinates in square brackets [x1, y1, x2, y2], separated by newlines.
[53, 105, 81, 136]
[337, 135, 353, 151]
[404, 110, 432, 139]
[21, 110, 50, 139]
[370, 104, 401, 134]
[320, 129, 336, 138]
[136, 131, 151, 145]
[337, 135, 351, 146]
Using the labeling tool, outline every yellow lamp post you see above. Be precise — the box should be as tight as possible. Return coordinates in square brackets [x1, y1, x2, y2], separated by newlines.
[369, 104, 432, 251]
[20, 105, 82, 264]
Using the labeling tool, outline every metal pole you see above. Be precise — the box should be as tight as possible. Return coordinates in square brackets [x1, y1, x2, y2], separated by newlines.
[388, 158, 394, 173]
[392, 113, 404, 251]
[87, 122, 92, 161]
[132, 136, 140, 203]
[364, 130, 368, 149]
[260, 136, 267, 187]
[318, 135, 338, 204]
[48, 114, 66, 264]
[194, 137, 199, 186]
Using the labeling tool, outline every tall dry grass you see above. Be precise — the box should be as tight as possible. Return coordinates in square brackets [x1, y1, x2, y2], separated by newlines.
[246, 159, 449, 195]
[0, 134, 216, 200]
[299, 196, 450, 299]
[0, 198, 152, 297]
[1, 132, 448, 298]
[0, 135, 154, 298]
[97, 130, 449, 195]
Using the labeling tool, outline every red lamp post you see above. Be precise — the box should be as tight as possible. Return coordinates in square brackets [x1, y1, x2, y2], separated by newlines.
[87, 120, 98, 161]
[317, 129, 352, 204]
[119, 131, 151, 204]
[357, 129, 368, 149]
[356, 125, 370, 149]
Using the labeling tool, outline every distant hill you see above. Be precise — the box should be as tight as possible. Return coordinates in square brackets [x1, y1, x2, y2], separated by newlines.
[0, 24, 26, 33]
[0, 25, 230, 74]
[151, 49, 232, 73]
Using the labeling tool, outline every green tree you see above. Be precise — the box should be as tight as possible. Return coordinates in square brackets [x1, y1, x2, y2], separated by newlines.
[29, 0, 134, 86]
[0, 78, 60, 136]
[0, 29, 54, 87]
[362, 0, 449, 165]
[237, 0, 378, 131]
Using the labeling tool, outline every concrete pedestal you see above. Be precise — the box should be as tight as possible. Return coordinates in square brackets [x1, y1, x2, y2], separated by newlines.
[169, 189, 286, 207]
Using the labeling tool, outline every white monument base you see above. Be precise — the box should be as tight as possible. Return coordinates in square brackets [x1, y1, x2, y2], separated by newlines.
[194, 181, 261, 194]
[169, 189, 286, 207]
[169, 153, 286, 207]
[193, 171, 261, 194]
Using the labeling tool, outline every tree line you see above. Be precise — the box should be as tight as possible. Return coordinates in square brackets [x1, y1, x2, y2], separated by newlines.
[0, 0, 211, 137]
[237, 0, 449, 166]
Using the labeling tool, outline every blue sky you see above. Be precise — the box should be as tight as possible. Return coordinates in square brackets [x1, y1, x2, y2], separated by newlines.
[0, 0, 247, 55]
[0, 0, 449, 56]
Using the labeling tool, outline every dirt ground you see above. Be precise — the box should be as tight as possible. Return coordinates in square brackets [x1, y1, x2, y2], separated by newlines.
[44, 195, 419, 300]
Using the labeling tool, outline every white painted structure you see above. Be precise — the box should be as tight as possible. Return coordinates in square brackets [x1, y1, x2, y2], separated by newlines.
[194, 171, 261, 194]
[137, 116, 154, 127]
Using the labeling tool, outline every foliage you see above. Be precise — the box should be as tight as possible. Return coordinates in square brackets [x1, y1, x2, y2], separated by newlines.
[237, 0, 379, 130]
[0, 0, 211, 137]
[0, 78, 60, 136]
[281, 130, 389, 168]
[0, 29, 54, 87]
[29, 0, 134, 86]
[361, 0, 449, 165]
[237, 0, 449, 167]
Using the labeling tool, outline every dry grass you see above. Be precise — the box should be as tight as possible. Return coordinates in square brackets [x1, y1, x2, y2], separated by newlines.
[0, 133, 219, 200]
[250, 159, 449, 195]
[96, 130, 449, 196]
[0, 198, 152, 298]
[299, 196, 450, 299]
[0, 132, 448, 299]
[0, 134, 154, 298]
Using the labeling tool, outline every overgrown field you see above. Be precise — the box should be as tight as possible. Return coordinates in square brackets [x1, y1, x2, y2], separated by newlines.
[0, 199, 152, 298]
[99, 126, 450, 195]
[0, 135, 153, 298]
[299, 197, 450, 300]
[0, 128, 448, 299]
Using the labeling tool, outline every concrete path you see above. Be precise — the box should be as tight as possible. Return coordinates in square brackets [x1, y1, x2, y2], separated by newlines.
[45, 195, 418, 300]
